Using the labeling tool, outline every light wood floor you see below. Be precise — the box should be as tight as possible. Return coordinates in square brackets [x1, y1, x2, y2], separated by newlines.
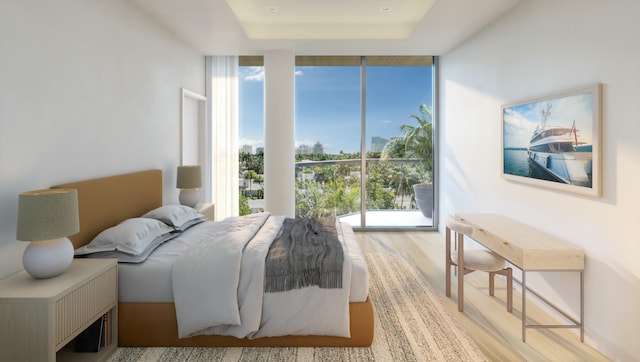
[357, 230, 610, 362]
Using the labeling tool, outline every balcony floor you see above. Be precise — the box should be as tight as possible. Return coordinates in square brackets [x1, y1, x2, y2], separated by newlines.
[339, 210, 433, 229]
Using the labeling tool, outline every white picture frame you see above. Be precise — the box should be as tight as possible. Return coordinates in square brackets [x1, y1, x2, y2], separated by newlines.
[501, 84, 602, 197]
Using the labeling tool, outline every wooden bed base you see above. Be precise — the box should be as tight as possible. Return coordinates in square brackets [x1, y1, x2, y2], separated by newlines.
[119, 300, 374, 347]
[53, 169, 374, 347]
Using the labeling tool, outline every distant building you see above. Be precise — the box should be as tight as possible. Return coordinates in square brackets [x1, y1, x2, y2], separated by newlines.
[370, 136, 389, 152]
[239, 175, 264, 197]
[240, 144, 253, 154]
[256, 147, 264, 154]
[296, 144, 312, 154]
[296, 142, 324, 155]
[312, 141, 324, 154]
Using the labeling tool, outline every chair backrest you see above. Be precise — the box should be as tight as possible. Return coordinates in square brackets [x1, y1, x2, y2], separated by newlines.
[445, 215, 474, 236]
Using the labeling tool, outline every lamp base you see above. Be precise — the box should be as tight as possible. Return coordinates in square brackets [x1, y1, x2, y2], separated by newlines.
[23, 237, 74, 279]
[179, 188, 200, 208]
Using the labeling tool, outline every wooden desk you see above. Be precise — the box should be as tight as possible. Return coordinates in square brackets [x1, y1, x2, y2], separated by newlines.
[455, 213, 584, 342]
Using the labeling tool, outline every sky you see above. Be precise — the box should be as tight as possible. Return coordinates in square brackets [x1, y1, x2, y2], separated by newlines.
[239, 65, 433, 154]
[502, 89, 597, 149]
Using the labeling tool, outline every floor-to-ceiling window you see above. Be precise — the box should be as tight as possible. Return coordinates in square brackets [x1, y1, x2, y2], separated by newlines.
[295, 56, 435, 229]
[294, 57, 362, 221]
[238, 57, 265, 215]
[238, 56, 436, 230]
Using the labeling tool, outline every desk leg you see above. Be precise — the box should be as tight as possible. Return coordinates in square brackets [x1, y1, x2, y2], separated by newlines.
[580, 270, 584, 342]
[520, 269, 584, 344]
[457, 235, 465, 312]
[522, 271, 527, 342]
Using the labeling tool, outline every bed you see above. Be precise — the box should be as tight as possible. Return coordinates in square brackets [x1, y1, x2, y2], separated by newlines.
[52, 169, 374, 347]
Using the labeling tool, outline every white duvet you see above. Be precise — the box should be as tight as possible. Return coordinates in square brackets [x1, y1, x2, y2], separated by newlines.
[171, 212, 352, 339]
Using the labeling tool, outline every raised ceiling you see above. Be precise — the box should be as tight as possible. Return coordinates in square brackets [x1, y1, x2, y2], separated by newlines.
[225, 0, 437, 39]
[130, 0, 522, 55]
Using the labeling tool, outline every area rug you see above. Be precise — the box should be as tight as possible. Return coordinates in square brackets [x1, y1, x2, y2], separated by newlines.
[107, 252, 486, 362]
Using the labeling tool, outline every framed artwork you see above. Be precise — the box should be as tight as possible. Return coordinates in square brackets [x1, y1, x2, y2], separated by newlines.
[501, 83, 602, 196]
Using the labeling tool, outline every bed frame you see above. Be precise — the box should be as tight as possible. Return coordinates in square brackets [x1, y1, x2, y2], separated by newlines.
[53, 169, 374, 347]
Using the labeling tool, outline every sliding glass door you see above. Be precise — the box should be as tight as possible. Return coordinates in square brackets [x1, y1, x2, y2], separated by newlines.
[238, 56, 436, 229]
[294, 60, 362, 220]
[295, 57, 435, 229]
[238, 61, 265, 215]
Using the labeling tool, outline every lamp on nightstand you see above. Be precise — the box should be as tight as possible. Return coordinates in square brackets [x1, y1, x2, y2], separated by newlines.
[16, 188, 79, 279]
[177, 165, 202, 207]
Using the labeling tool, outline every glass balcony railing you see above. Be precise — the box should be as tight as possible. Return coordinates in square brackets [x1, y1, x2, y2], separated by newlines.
[295, 158, 433, 229]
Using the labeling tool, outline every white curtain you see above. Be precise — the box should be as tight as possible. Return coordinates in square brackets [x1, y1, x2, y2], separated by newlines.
[206, 56, 239, 219]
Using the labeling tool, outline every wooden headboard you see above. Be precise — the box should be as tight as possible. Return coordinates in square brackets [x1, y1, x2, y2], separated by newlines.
[52, 170, 163, 249]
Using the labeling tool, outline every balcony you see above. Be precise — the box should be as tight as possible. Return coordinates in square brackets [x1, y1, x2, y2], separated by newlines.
[246, 198, 433, 229]
[296, 158, 434, 229]
[241, 158, 434, 229]
[339, 210, 433, 229]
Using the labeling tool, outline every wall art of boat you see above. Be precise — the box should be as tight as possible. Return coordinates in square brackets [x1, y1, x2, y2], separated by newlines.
[527, 104, 592, 187]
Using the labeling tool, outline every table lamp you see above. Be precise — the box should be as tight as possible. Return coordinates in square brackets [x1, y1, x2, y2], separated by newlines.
[16, 188, 79, 279]
[177, 165, 202, 207]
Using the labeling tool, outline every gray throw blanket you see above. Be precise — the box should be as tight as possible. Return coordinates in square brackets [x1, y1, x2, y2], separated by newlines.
[264, 217, 343, 293]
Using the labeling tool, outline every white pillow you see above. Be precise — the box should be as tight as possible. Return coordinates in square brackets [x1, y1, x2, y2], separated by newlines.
[142, 204, 205, 231]
[76, 218, 174, 256]
[77, 232, 177, 263]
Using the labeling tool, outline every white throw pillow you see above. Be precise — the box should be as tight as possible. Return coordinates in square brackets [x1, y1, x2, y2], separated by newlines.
[142, 204, 205, 231]
[77, 232, 177, 263]
[76, 217, 174, 256]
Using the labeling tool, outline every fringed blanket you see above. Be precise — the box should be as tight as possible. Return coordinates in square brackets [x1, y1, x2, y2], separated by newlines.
[264, 217, 343, 293]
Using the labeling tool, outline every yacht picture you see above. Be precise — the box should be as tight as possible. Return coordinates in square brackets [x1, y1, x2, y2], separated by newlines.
[527, 104, 592, 186]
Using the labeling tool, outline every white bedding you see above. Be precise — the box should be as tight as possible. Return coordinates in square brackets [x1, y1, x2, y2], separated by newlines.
[118, 220, 368, 303]
[172, 212, 279, 338]
[117, 214, 369, 339]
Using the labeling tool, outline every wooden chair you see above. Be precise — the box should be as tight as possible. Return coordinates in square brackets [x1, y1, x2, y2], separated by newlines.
[445, 215, 513, 313]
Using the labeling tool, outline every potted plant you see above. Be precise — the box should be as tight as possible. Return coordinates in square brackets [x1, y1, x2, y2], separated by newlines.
[401, 104, 434, 218]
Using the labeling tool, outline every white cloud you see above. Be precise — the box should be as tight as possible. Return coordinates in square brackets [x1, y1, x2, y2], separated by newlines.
[241, 66, 264, 82]
[240, 67, 304, 82]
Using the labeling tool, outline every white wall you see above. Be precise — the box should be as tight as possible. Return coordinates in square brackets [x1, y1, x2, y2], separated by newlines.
[264, 50, 296, 218]
[440, 1, 640, 360]
[0, 1, 204, 278]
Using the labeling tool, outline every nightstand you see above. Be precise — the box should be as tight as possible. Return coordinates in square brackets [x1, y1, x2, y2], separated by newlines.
[0, 258, 118, 362]
[196, 202, 215, 220]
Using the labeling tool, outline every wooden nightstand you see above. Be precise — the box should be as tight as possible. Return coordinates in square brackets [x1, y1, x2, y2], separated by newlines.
[196, 202, 215, 220]
[0, 258, 118, 362]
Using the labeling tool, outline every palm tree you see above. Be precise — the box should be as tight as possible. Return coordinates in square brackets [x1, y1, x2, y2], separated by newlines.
[244, 170, 258, 197]
[401, 104, 434, 218]
[380, 137, 407, 160]
[401, 104, 433, 182]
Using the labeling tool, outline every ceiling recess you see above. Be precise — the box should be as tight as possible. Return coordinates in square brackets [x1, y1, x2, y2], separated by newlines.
[225, 0, 438, 39]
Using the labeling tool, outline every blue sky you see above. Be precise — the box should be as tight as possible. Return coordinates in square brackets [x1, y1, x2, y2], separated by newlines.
[239, 65, 433, 154]
[502, 91, 596, 149]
